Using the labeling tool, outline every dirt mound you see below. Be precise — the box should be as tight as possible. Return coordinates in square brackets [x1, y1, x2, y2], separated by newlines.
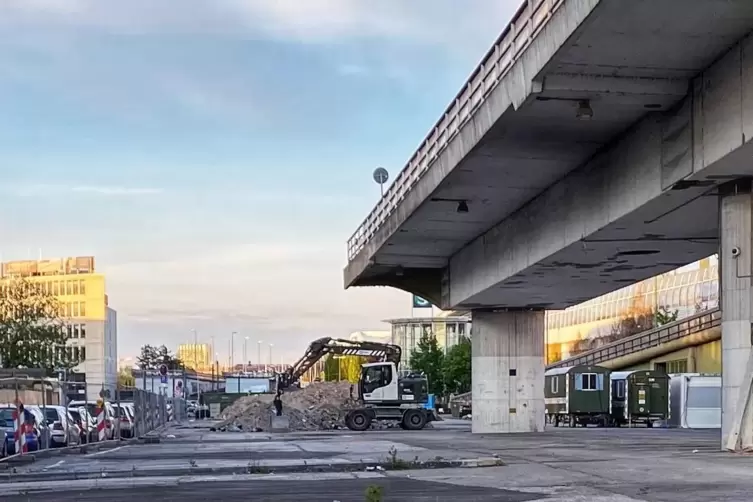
[217, 381, 361, 431]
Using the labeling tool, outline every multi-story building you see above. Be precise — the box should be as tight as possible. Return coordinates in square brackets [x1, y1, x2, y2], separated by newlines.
[386, 314, 472, 369]
[545, 256, 719, 371]
[0, 256, 117, 400]
[177, 343, 211, 371]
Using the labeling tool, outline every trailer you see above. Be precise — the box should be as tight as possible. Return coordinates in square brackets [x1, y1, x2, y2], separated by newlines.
[610, 370, 670, 427]
[545, 365, 611, 427]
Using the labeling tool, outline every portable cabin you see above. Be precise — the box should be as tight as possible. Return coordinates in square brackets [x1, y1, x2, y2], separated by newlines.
[544, 365, 611, 427]
[668, 373, 721, 429]
[610, 370, 670, 427]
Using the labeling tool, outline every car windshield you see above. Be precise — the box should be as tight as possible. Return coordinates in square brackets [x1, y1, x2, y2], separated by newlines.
[69, 410, 81, 421]
[0, 408, 14, 428]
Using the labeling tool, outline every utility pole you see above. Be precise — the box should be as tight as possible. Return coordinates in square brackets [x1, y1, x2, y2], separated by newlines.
[230, 332, 236, 372]
[243, 336, 249, 373]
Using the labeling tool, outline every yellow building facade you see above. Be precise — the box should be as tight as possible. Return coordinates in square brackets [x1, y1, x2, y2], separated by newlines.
[0, 256, 117, 400]
[177, 343, 212, 371]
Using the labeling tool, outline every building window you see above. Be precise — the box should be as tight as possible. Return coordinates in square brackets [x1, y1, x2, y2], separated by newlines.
[80, 302, 86, 317]
[80, 325, 86, 339]
[72, 281, 79, 295]
[71, 302, 79, 317]
[550, 377, 558, 394]
[665, 359, 688, 374]
[79, 280, 86, 295]
[66, 325, 73, 338]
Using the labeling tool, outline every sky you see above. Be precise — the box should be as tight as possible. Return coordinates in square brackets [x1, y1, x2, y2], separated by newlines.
[0, 0, 520, 365]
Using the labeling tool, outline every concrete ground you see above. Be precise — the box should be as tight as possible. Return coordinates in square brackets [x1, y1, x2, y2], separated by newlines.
[0, 419, 752, 501]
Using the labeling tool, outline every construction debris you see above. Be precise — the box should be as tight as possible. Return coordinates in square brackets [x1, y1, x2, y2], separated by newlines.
[216, 381, 362, 432]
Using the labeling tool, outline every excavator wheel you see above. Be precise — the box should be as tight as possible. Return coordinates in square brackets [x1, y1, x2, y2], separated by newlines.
[401, 409, 427, 431]
[345, 409, 372, 432]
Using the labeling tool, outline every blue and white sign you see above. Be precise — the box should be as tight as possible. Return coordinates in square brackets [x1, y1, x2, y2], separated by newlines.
[160, 374, 168, 384]
[412, 295, 432, 308]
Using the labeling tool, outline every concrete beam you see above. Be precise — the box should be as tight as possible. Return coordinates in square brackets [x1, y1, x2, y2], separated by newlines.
[541, 73, 690, 98]
[446, 33, 753, 309]
[343, 0, 601, 289]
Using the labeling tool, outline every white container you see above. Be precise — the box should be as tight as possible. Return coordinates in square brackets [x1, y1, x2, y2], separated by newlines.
[668, 373, 721, 429]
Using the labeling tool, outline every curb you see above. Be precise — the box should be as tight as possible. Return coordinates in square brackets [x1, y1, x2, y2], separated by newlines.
[0, 457, 505, 482]
[0, 423, 175, 467]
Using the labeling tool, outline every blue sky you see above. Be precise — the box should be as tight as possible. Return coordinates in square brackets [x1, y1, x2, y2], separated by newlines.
[0, 0, 518, 364]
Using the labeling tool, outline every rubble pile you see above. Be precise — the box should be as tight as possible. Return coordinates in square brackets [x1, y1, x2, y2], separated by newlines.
[217, 381, 362, 431]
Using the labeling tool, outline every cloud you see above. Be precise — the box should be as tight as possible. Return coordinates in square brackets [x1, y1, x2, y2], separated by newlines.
[7, 184, 163, 197]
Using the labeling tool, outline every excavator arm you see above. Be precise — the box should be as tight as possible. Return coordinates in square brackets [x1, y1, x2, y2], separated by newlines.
[278, 337, 402, 389]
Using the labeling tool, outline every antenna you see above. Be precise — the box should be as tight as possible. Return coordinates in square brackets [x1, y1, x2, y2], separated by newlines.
[373, 167, 389, 197]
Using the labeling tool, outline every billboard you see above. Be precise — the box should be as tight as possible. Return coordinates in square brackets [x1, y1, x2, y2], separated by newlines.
[412, 295, 432, 308]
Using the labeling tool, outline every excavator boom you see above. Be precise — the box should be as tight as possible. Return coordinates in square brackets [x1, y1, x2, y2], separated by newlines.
[279, 337, 402, 389]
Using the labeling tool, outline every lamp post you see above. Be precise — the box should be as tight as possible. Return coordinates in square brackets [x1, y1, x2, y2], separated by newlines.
[243, 336, 249, 373]
[268, 343, 273, 373]
[230, 331, 236, 372]
[257, 341, 262, 374]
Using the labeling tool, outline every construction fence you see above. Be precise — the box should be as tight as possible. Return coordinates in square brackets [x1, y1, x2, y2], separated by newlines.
[0, 369, 187, 455]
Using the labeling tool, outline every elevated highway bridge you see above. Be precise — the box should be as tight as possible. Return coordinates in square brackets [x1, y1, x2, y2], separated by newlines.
[343, 0, 753, 451]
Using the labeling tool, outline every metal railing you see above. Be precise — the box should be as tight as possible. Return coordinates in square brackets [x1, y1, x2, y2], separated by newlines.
[346, 0, 566, 260]
[547, 308, 722, 369]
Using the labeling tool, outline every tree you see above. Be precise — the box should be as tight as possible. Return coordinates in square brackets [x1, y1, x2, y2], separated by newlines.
[443, 336, 471, 395]
[0, 278, 79, 371]
[409, 333, 445, 396]
[137, 344, 182, 370]
[655, 305, 679, 326]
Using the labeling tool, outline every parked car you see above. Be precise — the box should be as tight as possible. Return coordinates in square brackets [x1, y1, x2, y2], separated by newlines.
[25, 406, 52, 450]
[0, 405, 40, 454]
[43, 406, 80, 447]
[68, 407, 93, 444]
[112, 404, 133, 438]
[68, 400, 116, 440]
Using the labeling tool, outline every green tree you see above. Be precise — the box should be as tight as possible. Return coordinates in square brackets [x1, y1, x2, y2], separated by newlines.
[655, 306, 679, 326]
[409, 333, 445, 396]
[443, 336, 471, 395]
[0, 278, 79, 371]
[138, 344, 182, 370]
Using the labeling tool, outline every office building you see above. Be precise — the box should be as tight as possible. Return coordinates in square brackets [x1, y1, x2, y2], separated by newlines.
[177, 343, 211, 371]
[0, 256, 117, 400]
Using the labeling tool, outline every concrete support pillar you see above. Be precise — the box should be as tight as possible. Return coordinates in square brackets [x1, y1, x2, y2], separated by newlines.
[719, 180, 753, 452]
[471, 309, 545, 433]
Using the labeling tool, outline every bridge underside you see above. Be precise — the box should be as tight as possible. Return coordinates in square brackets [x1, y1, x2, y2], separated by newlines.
[346, 0, 753, 311]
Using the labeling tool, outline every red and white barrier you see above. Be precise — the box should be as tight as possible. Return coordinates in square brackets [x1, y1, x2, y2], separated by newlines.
[12, 404, 28, 455]
[96, 405, 107, 441]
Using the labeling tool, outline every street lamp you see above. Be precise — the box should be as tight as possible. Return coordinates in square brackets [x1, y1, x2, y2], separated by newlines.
[257, 340, 263, 374]
[243, 336, 249, 373]
[231, 331, 237, 372]
[268, 343, 273, 373]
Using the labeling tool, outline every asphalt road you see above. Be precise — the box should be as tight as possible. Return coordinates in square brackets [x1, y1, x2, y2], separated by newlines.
[3, 420, 753, 501]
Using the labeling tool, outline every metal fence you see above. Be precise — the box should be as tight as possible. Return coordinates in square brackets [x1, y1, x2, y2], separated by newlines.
[0, 371, 186, 457]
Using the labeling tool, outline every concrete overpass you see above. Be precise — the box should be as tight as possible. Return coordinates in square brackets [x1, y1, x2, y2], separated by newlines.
[343, 0, 753, 450]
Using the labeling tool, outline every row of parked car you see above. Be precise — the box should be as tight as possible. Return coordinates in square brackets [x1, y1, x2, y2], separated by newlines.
[0, 400, 138, 456]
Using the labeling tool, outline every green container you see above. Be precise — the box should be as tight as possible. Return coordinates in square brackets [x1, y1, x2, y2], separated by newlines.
[610, 370, 669, 426]
[545, 365, 612, 427]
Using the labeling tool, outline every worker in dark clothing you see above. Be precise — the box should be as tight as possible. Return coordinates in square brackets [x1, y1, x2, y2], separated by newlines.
[273, 390, 283, 416]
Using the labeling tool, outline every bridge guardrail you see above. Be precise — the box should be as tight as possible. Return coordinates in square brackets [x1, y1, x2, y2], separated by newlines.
[347, 0, 566, 260]
[546, 308, 721, 369]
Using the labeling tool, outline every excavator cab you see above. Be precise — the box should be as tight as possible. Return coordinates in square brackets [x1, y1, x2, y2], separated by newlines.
[359, 362, 399, 402]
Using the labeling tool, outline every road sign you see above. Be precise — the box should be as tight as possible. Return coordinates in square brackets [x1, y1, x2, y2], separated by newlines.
[159, 364, 168, 376]
[160, 374, 168, 384]
[99, 389, 111, 399]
